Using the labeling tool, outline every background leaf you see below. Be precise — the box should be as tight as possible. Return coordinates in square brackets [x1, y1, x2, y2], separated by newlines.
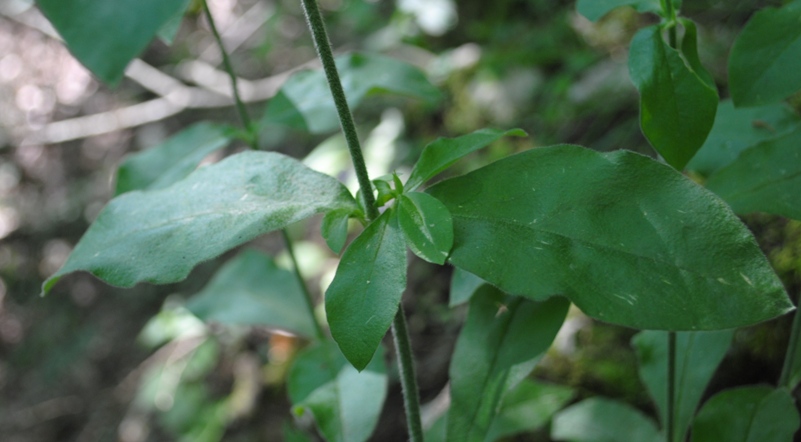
[115, 122, 231, 195]
[705, 128, 801, 220]
[447, 285, 569, 442]
[156, 0, 191, 45]
[691, 386, 800, 442]
[485, 379, 575, 441]
[397, 192, 453, 265]
[43, 151, 356, 294]
[449, 267, 485, 307]
[632, 330, 734, 440]
[686, 100, 801, 176]
[325, 209, 407, 371]
[405, 128, 526, 192]
[551, 398, 662, 442]
[289, 342, 387, 442]
[261, 52, 440, 134]
[628, 25, 718, 170]
[427, 145, 792, 330]
[728, 0, 801, 107]
[37, 0, 190, 85]
[576, 0, 661, 22]
[185, 249, 318, 338]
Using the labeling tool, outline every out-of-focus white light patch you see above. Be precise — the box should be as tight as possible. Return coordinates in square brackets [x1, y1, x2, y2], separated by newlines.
[0, 206, 19, 240]
[0, 54, 22, 83]
[398, 0, 457, 36]
[363, 108, 404, 192]
[39, 239, 72, 276]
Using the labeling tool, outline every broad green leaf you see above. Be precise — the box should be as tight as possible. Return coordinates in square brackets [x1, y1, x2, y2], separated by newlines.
[283, 422, 314, 442]
[321, 209, 352, 254]
[405, 128, 526, 192]
[447, 285, 569, 442]
[116, 122, 231, 195]
[485, 379, 575, 441]
[632, 330, 734, 441]
[37, 0, 189, 85]
[728, 0, 801, 107]
[397, 192, 453, 265]
[551, 398, 661, 442]
[691, 386, 800, 442]
[687, 100, 801, 176]
[576, 0, 660, 21]
[156, 0, 191, 45]
[427, 145, 793, 330]
[325, 209, 406, 370]
[262, 52, 441, 134]
[678, 19, 715, 89]
[289, 341, 387, 442]
[705, 128, 801, 220]
[43, 151, 356, 294]
[185, 249, 318, 338]
[449, 267, 485, 307]
[628, 25, 718, 170]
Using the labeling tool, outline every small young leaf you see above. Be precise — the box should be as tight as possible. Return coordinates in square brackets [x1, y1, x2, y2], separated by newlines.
[37, 0, 190, 85]
[705, 128, 801, 220]
[691, 386, 800, 442]
[632, 330, 734, 440]
[686, 99, 801, 176]
[289, 341, 387, 442]
[628, 25, 718, 170]
[397, 192, 453, 265]
[43, 151, 356, 294]
[321, 209, 352, 254]
[325, 209, 407, 371]
[186, 249, 318, 338]
[551, 398, 662, 442]
[427, 145, 793, 331]
[728, 0, 801, 107]
[262, 52, 441, 134]
[486, 379, 575, 441]
[447, 285, 569, 442]
[449, 267, 485, 307]
[116, 122, 231, 195]
[373, 179, 395, 206]
[405, 128, 526, 192]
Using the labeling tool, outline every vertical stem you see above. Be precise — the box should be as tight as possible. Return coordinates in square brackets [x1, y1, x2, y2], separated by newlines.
[202, 0, 256, 148]
[780, 308, 801, 388]
[300, 0, 379, 221]
[282, 230, 326, 341]
[667, 331, 677, 442]
[660, 0, 678, 48]
[300, 1, 423, 440]
[392, 304, 424, 442]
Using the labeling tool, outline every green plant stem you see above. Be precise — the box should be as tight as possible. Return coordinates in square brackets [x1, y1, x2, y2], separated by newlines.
[779, 308, 801, 388]
[282, 229, 326, 341]
[667, 331, 676, 442]
[300, 1, 423, 440]
[660, 0, 678, 48]
[300, 0, 379, 222]
[392, 304, 424, 442]
[202, 0, 256, 148]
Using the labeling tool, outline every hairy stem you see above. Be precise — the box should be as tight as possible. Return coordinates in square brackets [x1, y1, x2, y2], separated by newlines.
[202, 0, 255, 148]
[667, 331, 676, 442]
[300, 0, 379, 221]
[282, 230, 326, 341]
[392, 304, 424, 442]
[300, 1, 423, 439]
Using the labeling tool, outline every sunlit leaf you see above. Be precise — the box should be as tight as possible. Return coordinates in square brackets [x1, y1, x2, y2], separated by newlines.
[325, 209, 406, 370]
[632, 330, 734, 440]
[116, 122, 231, 195]
[728, 0, 801, 107]
[628, 25, 718, 170]
[262, 52, 441, 134]
[43, 151, 357, 294]
[705, 128, 801, 220]
[405, 128, 526, 192]
[447, 285, 569, 441]
[686, 100, 801, 176]
[428, 145, 792, 330]
[397, 192, 453, 265]
[691, 386, 800, 442]
[289, 341, 387, 442]
[37, 0, 190, 85]
[186, 249, 318, 337]
[551, 398, 661, 442]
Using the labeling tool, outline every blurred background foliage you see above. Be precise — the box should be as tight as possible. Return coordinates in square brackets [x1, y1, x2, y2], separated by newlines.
[0, 0, 798, 440]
